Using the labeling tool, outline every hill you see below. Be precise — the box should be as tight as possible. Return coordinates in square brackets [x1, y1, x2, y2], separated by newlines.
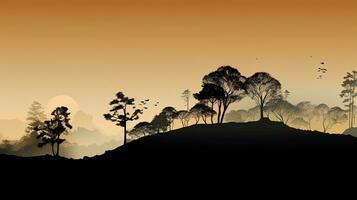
[88, 120, 357, 162]
[2, 120, 357, 164]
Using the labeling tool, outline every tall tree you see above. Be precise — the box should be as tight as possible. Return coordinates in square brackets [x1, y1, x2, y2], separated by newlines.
[202, 66, 246, 123]
[340, 71, 357, 129]
[245, 72, 282, 120]
[35, 107, 72, 157]
[26, 101, 47, 134]
[194, 83, 224, 124]
[182, 89, 192, 111]
[104, 92, 143, 145]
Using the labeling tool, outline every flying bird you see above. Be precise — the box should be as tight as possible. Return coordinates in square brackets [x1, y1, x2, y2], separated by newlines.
[318, 67, 327, 73]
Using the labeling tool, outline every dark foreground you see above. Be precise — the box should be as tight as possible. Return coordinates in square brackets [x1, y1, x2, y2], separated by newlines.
[2, 120, 357, 189]
[2, 120, 357, 167]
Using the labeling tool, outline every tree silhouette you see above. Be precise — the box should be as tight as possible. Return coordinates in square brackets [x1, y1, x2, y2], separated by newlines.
[266, 99, 299, 125]
[296, 101, 316, 130]
[176, 110, 191, 127]
[162, 107, 177, 130]
[151, 113, 171, 134]
[194, 83, 224, 124]
[202, 66, 246, 123]
[35, 107, 72, 157]
[104, 92, 143, 145]
[291, 117, 309, 130]
[129, 122, 154, 139]
[340, 71, 357, 129]
[322, 107, 347, 133]
[190, 103, 216, 124]
[182, 90, 192, 111]
[314, 104, 330, 132]
[26, 101, 47, 134]
[245, 72, 282, 120]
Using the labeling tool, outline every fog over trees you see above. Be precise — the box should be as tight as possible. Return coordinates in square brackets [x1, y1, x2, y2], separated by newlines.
[1, 66, 356, 158]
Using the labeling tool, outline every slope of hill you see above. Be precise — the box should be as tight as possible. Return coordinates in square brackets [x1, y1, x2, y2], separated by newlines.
[89, 120, 357, 162]
[343, 128, 357, 137]
[2, 120, 357, 164]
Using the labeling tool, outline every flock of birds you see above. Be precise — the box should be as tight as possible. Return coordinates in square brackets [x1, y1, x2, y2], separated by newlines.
[133, 99, 160, 110]
[257, 56, 328, 80]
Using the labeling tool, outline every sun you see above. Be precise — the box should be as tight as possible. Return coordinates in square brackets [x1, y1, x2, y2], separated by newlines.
[46, 95, 80, 115]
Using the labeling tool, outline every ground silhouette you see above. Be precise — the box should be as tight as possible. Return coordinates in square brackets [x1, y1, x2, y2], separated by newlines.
[2, 119, 357, 165]
[86, 119, 357, 163]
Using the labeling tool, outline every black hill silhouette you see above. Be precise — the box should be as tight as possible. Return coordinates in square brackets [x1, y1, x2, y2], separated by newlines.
[2, 119, 357, 167]
[86, 119, 357, 162]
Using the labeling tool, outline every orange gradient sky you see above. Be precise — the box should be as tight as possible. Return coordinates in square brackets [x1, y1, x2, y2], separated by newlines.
[0, 0, 357, 135]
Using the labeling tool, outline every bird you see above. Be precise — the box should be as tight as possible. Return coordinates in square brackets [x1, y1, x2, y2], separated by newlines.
[321, 62, 325, 65]
[145, 99, 150, 101]
[318, 67, 327, 73]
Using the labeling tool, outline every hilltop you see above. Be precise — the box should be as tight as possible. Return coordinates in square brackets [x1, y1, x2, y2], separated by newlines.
[88, 119, 357, 163]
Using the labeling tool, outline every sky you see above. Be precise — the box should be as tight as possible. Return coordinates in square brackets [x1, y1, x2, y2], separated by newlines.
[0, 0, 357, 137]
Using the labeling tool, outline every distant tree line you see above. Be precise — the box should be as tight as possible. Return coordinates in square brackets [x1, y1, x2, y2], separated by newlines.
[1, 66, 355, 157]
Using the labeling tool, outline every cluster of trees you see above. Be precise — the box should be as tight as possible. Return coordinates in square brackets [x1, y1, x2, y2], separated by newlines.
[0, 102, 74, 157]
[194, 66, 282, 124]
[128, 104, 216, 139]
[112, 66, 285, 141]
[3, 66, 353, 157]
[226, 101, 348, 133]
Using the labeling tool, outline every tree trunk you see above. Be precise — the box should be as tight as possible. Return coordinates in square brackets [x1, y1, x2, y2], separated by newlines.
[260, 104, 264, 120]
[217, 101, 222, 124]
[352, 95, 355, 128]
[210, 102, 214, 124]
[51, 144, 55, 156]
[56, 142, 60, 157]
[220, 105, 228, 124]
[203, 117, 207, 124]
[124, 124, 127, 145]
